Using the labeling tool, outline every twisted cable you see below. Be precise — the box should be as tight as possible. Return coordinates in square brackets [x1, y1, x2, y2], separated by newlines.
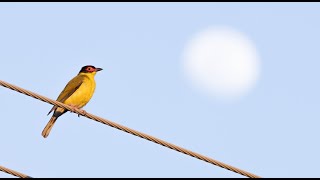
[0, 79, 261, 178]
[0, 165, 32, 178]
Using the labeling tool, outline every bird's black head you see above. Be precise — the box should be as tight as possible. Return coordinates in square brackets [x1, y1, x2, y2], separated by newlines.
[79, 65, 103, 74]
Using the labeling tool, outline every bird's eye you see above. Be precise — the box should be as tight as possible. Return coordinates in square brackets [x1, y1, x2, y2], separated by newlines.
[87, 67, 92, 71]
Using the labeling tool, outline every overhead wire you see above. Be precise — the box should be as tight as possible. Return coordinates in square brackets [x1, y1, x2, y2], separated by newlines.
[0, 79, 261, 178]
[0, 165, 32, 178]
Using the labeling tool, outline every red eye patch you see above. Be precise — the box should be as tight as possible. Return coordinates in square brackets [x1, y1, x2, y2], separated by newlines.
[86, 67, 94, 72]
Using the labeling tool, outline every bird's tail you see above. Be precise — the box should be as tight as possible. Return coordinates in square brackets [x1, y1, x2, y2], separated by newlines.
[42, 116, 58, 138]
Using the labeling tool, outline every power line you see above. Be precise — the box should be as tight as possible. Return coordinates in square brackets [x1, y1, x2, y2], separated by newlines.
[0, 165, 32, 178]
[0, 79, 261, 178]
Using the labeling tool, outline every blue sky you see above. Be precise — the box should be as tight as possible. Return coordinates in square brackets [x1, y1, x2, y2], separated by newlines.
[1, 2, 320, 178]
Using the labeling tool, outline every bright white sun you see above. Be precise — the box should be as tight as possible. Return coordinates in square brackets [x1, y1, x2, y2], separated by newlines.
[182, 26, 260, 102]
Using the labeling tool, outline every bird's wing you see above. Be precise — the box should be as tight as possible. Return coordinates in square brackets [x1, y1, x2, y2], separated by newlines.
[47, 75, 85, 115]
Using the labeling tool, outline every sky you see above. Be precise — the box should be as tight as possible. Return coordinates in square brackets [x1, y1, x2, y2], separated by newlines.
[1, 2, 320, 178]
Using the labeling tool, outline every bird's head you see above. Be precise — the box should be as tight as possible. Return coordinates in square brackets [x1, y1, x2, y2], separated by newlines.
[79, 65, 103, 76]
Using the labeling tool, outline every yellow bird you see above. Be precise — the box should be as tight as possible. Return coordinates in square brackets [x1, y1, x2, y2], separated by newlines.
[42, 65, 103, 138]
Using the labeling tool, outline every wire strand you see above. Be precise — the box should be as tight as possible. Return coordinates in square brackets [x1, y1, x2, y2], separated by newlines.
[0, 165, 32, 178]
[0, 79, 261, 178]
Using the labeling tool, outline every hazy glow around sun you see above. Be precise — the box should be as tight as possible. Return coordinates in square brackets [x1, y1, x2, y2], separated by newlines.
[182, 26, 260, 102]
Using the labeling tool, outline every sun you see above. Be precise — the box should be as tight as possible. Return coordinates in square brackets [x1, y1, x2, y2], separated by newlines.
[182, 26, 260, 102]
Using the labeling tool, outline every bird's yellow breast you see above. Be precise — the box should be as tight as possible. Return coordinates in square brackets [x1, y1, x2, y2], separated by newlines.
[63, 73, 96, 108]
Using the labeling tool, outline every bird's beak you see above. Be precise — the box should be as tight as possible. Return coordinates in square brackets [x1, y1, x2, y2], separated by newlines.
[95, 68, 103, 72]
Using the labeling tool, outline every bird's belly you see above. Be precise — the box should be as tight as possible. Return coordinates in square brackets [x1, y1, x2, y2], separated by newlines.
[64, 81, 95, 108]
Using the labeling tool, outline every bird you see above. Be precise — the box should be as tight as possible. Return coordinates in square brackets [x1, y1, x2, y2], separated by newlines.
[42, 65, 103, 138]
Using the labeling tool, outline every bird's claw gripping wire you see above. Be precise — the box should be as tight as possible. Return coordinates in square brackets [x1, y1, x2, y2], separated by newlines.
[69, 105, 78, 114]
[68, 105, 87, 117]
[78, 109, 87, 117]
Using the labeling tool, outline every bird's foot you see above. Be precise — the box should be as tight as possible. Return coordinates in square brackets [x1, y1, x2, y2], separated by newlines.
[78, 109, 87, 117]
[68, 105, 87, 117]
[69, 105, 78, 114]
